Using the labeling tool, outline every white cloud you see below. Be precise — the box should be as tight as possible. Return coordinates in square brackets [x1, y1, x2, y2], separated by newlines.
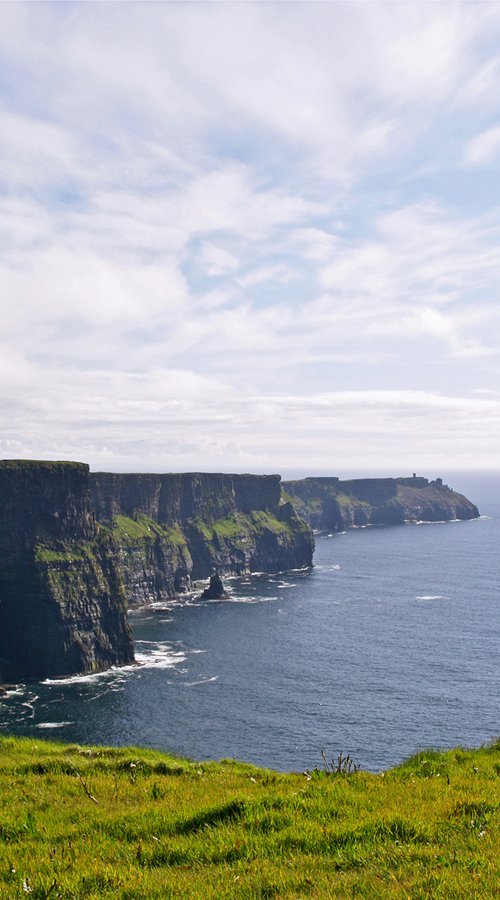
[2, 375, 498, 472]
[236, 264, 297, 289]
[1, 2, 500, 472]
[199, 243, 240, 277]
[313, 202, 500, 358]
[464, 124, 500, 165]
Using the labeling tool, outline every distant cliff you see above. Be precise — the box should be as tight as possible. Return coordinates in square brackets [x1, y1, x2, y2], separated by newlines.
[90, 471, 314, 607]
[283, 475, 480, 531]
[0, 461, 134, 682]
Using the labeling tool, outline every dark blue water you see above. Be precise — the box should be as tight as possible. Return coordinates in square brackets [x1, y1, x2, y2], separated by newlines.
[1, 473, 498, 772]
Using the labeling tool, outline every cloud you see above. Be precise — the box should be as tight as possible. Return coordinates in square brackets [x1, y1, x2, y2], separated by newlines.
[312, 202, 500, 358]
[464, 125, 500, 166]
[2, 375, 498, 472]
[199, 243, 240, 277]
[1, 2, 500, 472]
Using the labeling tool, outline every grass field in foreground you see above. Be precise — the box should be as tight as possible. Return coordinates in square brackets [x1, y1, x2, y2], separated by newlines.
[0, 736, 498, 898]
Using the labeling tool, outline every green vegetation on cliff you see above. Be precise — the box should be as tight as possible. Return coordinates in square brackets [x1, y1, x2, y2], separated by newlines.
[111, 515, 187, 548]
[191, 510, 294, 542]
[0, 737, 497, 898]
[0, 459, 87, 473]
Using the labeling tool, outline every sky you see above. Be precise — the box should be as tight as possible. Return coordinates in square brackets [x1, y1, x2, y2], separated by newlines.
[1, 1, 499, 477]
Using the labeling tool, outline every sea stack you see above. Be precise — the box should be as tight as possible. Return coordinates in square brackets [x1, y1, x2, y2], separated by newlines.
[199, 572, 229, 600]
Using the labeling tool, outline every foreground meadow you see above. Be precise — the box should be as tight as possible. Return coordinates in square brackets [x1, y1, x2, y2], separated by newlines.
[0, 736, 498, 898]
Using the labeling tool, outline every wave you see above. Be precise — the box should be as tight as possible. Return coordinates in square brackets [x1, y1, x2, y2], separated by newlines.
[409, 518, 465, 526]
[0, 686, 23, 699]
[135, 642, 187, 670]
[416, 594, 448, 601]
[181, 676, 219, 687]
[35, 721, 75, 729]
[43, 641, 187, 685]
[21, 698, 38, 716]
[207, 594, 277, 604]
[43, 666, 136, 686]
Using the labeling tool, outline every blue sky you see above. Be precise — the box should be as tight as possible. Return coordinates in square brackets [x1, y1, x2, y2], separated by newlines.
[1, 1, 499, 475]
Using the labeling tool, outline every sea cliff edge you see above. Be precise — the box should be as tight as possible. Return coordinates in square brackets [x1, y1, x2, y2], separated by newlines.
[0, 461, 478, 680]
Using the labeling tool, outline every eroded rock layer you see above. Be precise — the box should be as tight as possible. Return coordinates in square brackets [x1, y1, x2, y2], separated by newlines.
[0, 461, 134, 681]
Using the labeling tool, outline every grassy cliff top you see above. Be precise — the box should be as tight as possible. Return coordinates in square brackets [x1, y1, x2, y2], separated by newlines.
[0, 736, 497, 898]
[0, 459, 88, 472]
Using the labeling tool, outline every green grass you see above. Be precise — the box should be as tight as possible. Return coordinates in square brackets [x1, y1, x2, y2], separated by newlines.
[111, 516, 186, 547]
[212, 516, 248, 539]
[0, 460, 87, 472]
[190, 511, 293, 544]
[34, 544, 85, 564]
[0, 738, 498, 898]
[250, 510, 293, 536]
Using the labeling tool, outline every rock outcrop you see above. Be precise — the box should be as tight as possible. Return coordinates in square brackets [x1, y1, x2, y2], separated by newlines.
[283, 475, 479, 531]
[199, 572, 229, 600]
[0, 460, 134, 682]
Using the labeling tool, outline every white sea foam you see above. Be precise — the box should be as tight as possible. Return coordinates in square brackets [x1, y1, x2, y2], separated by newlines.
[416, 595, 448, 601]
[209, 594, 276, 604]
[134, 641, 187, 670]
[43, 642, 186, 684]
[21, 698, 38, 717]
[43, 667, 134, 686]
[35, 721, 75, 729]
[181, 676, 219, 687]
[410, 519, 461, 526]
[0, 686, 23, 699]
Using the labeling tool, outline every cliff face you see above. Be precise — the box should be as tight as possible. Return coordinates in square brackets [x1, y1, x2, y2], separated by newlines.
[90, 472, 314, 607]
[1, 461, 479, 682]
[0, 463, 314, 680]
[0, 461, 134, 681]
[283, 475, 480, 531]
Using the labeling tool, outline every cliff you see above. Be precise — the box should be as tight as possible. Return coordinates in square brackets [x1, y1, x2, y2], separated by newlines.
[0, 463, 313, 680]
[0, 461, 134, 682]
[283, 475, 480, 531]
[90, 472, 314, 607]
[0, 462, 479, 682]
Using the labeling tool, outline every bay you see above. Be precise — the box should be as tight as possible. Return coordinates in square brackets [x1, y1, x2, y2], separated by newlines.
[1, 471, 498, 772]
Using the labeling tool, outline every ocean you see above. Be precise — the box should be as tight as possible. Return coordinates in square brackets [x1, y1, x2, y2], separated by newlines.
[1, 471, 498, 773]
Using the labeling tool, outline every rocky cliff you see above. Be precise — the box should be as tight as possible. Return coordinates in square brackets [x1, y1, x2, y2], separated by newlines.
[90, 472, 314, 607]
[283, 475, 480, 531]
[0, 461, 134, 682]
[0, 462, 479, 682]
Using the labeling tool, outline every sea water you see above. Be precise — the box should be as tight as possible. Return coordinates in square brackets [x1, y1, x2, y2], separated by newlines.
[1, 472, 498, 772]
